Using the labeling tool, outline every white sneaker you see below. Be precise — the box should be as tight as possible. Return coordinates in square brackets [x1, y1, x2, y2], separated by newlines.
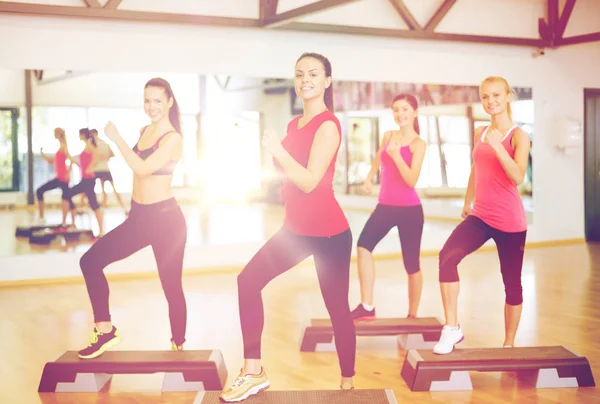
[433, 325, 464, 354]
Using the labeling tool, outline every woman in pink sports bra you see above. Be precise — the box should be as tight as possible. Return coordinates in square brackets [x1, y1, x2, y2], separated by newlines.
[77, 78, 188, 360]
[350, 94, 427, 322]
[433, 76, 531, 355]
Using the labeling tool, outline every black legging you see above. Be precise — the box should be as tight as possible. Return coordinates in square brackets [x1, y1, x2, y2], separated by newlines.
[79, 198, 188, 345]
[36, 178, 75, 209]
[439, 215, 527, 305]
[357, 204, 424, 274]
[238, 227, 356, 377]
[63, 178, 99, 210]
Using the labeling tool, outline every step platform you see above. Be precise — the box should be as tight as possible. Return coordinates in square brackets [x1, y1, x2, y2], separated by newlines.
[38, 350, 227, 393]
[15, 223, 65, 237]
[401, 345, 596, 391]
[194, 388, 398, 403]
[300, 317, 443, 352]
[29, 227, 94, 244]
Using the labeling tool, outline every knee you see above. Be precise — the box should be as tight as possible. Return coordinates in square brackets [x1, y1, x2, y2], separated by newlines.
[36, 188, 44, 201]
[438, 246, 462, 282]
[505, 285, 523, 305]
[406, 266, 420, 275]
[80, 249, 100, 276]
[80, 251, 93, 275]
[356, 238, 374, 253]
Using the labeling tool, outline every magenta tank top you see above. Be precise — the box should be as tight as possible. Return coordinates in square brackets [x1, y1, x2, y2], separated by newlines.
[470, 126, 527, 232]
[378, 140, 421, 206]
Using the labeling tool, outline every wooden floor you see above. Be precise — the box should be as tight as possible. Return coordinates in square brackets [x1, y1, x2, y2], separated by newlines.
[1, 242, 598, 403]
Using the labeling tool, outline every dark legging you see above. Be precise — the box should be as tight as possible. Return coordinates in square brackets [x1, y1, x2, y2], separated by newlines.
[63, 178, 99, 210]
[80, 198, 188, 345]
[36, 178, 75, 209]
[238, 227, 356, 377]
[439, 215, 527, 305]
[357, 204, 424, 274]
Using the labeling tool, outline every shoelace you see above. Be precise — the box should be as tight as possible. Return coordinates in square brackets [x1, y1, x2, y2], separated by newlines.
[231, 375, 248, 389]
[87, 329, 100, 347]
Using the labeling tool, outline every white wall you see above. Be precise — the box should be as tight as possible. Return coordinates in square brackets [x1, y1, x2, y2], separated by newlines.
[0, 69, 25, 106]
[0, 0, 599, 243]
[31, 71, 201, 113]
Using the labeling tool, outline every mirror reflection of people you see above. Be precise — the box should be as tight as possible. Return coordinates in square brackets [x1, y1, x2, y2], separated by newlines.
[434, 76, 530, 355]
[89, 128, 127, 214]
[61, 128, 104, 236]
[37, 127, 76, 225]
[351, 94, 426, 322]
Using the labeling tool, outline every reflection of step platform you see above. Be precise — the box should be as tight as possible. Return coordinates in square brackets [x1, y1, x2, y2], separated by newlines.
[38, 350, 228, 392]
[29, 227, 94, 244]
[300, 317, 443, 352]
[15, 223, 65, 237]
[401, 346, 596, 391]
[194, 388, 398, 403]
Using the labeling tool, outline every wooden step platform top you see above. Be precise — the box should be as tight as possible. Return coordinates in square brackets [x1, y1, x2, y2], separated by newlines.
[194, 389, 398, 404]
[409, 346, 584, 366]
[47, 350, 223, 373]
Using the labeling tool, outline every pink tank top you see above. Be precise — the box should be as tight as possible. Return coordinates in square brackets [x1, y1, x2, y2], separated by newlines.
[471, 126, 527, 232]
[79, 150, 95, 179]
[378, 140, 421, 206]
[54, 150, 68, 183]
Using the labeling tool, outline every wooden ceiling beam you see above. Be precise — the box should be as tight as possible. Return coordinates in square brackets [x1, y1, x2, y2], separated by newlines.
[387, 0, 422, 31]
[263, 0, 360, 29]
[424, 0, 456, 32]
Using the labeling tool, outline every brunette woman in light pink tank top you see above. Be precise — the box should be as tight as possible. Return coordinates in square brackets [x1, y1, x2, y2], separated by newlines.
[433, 77, 531, 355]
[351, 94, 427, 322]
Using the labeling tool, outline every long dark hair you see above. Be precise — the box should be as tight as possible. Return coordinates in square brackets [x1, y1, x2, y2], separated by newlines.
[145, 77, 182, 134]
[79, 127, 96, 147]
[296, 52, 334, 112]
[391, 94, 420, 134]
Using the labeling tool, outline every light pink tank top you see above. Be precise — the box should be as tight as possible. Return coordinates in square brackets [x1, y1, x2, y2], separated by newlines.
[471, 126, 527, 232]
[378, 140, 421, 206]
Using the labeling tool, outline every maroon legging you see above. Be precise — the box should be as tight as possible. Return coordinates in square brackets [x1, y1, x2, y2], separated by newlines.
[80, 198, 188, 345]
[439, 215, 527, 305]
[238, 227, 356, 377]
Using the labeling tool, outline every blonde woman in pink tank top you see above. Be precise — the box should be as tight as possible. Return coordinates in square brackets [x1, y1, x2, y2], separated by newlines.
[433, 77, 531, 355]
[351, 94, 427, 322]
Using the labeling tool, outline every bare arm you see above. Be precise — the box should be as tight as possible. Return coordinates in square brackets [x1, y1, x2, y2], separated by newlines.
[491, 128, 531, 185]
[464, 126, 485, 210]
[111, 131, 181, 177]
[63, 145, 79, 166]
[365, 131, 392, 183]
[271, 120, 340, 193]
[388, 138, 427, 188]
[40, 148, 54, 164]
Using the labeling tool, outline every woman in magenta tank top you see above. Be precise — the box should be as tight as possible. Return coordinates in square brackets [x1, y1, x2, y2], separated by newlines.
[37, 127, 76, 225]
[350, 94, 426, 322]
[433, 76, 531, 355]
[220, 53, 356, 402]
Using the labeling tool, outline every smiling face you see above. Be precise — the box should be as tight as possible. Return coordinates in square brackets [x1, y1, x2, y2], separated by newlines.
[294, 56, 331, 104]
[392, 98, 418, 129]
[480, 80, 512, 117]
[144, 85, 173, 123]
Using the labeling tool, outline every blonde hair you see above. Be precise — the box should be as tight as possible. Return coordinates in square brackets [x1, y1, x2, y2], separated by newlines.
[480, 76, 516, 120]
[54, 127, 65, 141]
